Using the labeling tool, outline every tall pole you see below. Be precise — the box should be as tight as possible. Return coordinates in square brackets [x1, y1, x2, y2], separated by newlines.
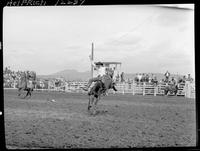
[91, 43, 94, 78]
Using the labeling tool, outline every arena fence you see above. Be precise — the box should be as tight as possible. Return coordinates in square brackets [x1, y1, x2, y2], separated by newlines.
[110, 82, 187, 96]
[4, 81, 195, 98]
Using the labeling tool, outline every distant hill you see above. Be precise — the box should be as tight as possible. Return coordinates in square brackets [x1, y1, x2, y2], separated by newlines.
[37, 69, 183, 81]
[37, 69, 91, 81]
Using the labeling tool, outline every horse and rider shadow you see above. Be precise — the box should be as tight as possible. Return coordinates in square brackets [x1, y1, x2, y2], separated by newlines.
[17, 71, 36, 99]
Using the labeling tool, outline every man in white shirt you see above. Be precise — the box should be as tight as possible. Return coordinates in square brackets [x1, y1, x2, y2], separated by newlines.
[138, 73, 142, 83]
[83, 58, 117, 92]
[83, 59, 106, 91]
[112, 67, 118, 82]
[164, 70, 170, 82]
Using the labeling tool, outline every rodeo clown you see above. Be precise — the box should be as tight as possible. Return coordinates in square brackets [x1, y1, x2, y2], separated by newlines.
[83, 56, 117, 94]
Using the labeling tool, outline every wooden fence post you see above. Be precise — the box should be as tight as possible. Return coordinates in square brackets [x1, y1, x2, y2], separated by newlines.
[154, 86, 157, 96]
[132, 82, 135, 95]
[188, 82, 191, 98]
[123, 82, 125, 95]
[143, 82, 145, 96]
[48, 81, 50, 91]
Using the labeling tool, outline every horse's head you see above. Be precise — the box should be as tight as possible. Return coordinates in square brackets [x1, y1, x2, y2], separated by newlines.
[29, 71, 36, 81]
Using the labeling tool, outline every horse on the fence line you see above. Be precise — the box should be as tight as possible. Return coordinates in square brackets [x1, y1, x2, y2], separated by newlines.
[87, 73, 117, 115]
[18, 71, 36, 98]
[150, 78, 158, 86]
[163, 83, 178, 96]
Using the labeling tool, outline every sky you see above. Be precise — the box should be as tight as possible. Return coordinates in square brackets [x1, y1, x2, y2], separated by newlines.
[3, 4, 195, 78]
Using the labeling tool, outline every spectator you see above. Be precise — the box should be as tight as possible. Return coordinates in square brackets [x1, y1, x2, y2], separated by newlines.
[183, 75, 186, 83]
[116, 73, 120, 82]
[148, 74, 153, 83]
[137, 73, 142, 83]
[145, 74, 149, 82]
[141, 73, 145, 82]
[170, 77, 177, 86]
[112, 67, 117, 81]
[164, 70, 170, 82]
[160, 79, 165, 84]
[120, 72, 125, 82]
[186, 74, 193, 82]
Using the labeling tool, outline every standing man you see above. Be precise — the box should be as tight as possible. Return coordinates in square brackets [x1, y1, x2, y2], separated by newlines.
[187, 74, 193, 82]
[112, 67, 119, 82]
[164, 70, 170, 82]
[138, 73, 142, 83]
[170, 77, 177, 86]
[120, 72, 125, 83]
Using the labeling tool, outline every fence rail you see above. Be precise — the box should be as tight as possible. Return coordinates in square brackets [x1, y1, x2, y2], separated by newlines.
[4, 81, 195, 98]
[110, 82, 187, 96]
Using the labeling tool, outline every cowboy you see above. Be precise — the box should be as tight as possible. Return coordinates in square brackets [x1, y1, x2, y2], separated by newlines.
[83, 58, 117, 93]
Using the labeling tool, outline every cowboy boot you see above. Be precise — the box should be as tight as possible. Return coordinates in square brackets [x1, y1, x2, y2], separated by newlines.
[113, 85, 117, 91]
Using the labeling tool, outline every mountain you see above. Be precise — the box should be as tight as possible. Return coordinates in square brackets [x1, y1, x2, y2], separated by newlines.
[37, 69, 91, 81]
[37, 69, 183, 81]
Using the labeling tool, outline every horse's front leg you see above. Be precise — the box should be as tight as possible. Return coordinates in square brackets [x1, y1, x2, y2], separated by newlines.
[27, 89, 32, 98]
[164, 89, 168, 96]
[29, 90, 32, 97]
[93, 96, 100, 115]
[174, 89, 178, 96]
[88, 95, 92, 110]
[88, 95, 94, 111]
[18, 88, 22, 96]
[23, 90, 29, 99]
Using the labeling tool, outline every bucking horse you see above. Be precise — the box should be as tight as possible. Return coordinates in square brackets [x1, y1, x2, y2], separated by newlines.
[18, 71, 36, 98]
[87, 73, 117, 115]
[163, 83, 178, 96]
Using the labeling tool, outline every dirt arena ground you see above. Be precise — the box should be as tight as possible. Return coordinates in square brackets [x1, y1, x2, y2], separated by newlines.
[4, 89, 196, 149]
